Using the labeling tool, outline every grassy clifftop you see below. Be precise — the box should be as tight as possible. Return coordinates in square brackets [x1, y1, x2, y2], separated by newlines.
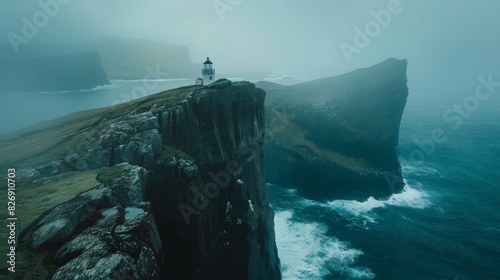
[0, 84, 200, 253]
[0, 85, 200, 170]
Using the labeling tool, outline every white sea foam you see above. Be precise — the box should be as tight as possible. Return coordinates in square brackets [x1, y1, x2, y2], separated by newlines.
[401, 164, 440, 177]
[271, 180, 431, 278]
[384, 183, 430, 209]
[322, 182, 430, 224]
[22, 83, 120, 95]
[274, 210, 375, 280]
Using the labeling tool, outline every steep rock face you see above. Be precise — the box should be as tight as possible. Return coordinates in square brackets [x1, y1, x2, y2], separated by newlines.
[149, 80, 280, 279]
[78, 79, 280, 279]
[0, 51, 109, 92]
[2, 79, 280, 279]
[259, 58, 408, 201]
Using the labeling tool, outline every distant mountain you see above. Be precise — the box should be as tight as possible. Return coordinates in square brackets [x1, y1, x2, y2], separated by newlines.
[92, 37, 199, 79]
[0, 51, 109, 92]
[0, 37, 202, 81]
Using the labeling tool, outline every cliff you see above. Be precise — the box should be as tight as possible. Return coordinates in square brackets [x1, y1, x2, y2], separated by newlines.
[0, 79, 280, 279]
[258, 58, 408, 201]
[0, 52, 110, 92]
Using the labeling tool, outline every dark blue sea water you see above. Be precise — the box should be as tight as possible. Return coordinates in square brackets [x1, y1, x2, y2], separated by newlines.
[271, 106, 500, 279]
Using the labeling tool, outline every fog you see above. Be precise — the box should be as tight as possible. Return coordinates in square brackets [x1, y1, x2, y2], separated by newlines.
[1, 0, 500, 105]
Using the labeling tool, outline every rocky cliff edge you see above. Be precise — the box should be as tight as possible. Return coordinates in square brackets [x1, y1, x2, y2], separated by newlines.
[0, 79, 281, 279]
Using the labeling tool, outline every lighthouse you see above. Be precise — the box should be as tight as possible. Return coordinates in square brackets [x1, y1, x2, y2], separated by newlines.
[202, 57, 215, 84]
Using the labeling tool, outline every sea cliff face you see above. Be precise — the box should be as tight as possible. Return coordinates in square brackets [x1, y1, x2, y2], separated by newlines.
[259, 58, 408, 201]
[0, 51, 109, 92]
[0, 79, 280, 279]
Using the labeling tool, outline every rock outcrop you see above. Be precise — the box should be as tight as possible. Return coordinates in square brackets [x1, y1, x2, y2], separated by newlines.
[0, 79, 280, 279]
[0, 51, 109, 92]
[259, 58, 408, 201]
[18, 164, 162, 279]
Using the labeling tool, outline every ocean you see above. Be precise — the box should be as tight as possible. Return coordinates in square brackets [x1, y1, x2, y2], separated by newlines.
[1, 79, 498, 279]
[272, 106, 500, 279]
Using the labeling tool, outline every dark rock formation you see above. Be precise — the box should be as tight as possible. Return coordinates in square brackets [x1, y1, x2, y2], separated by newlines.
[19, 164, 162, 279]
[2, 79, 280, 279]
[259, 58, 408, 201]
[0, 51, 109, 92]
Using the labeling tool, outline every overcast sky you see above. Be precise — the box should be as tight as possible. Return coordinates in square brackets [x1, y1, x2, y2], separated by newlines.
[1, 0, 499, 103]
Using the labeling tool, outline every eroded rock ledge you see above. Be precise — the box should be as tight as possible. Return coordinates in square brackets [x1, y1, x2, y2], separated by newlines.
[23, 164, 161, 279]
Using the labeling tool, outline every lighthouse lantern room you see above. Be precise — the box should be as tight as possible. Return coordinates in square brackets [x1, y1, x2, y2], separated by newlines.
[202, 57, 215, 84]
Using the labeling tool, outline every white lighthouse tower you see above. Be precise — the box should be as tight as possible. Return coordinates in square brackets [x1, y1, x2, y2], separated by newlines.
[202, 57, 215, 84]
